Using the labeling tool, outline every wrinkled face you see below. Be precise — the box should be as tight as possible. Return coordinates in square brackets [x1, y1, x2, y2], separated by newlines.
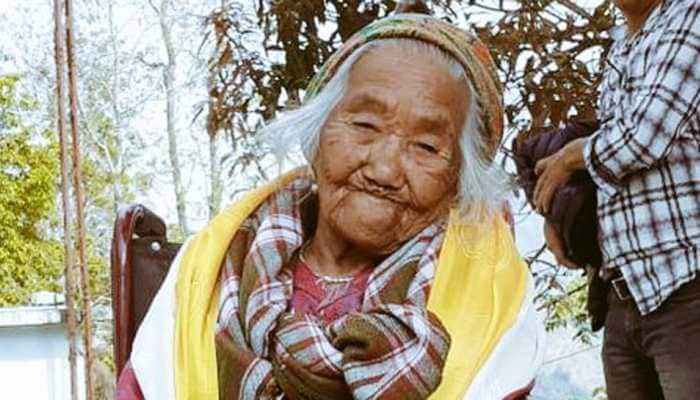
[313, 44, 469, 255]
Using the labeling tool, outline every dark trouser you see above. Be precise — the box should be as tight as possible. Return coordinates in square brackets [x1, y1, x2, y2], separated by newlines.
[603, 276, 700, 400]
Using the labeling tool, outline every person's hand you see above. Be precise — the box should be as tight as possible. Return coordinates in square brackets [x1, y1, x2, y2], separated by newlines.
[543, 221, 578, 269]
[534, 138, 587, 214]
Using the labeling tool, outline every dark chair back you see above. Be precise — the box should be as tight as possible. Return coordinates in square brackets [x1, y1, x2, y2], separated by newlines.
[110, 204, 181, 376]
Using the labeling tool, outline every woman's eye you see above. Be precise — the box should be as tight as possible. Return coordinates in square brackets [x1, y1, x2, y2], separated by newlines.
[352, 121, 378, 131]
[415, 142, 439, 154]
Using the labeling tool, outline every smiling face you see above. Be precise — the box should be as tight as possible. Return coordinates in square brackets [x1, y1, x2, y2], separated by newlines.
[312, 43, 469, 255]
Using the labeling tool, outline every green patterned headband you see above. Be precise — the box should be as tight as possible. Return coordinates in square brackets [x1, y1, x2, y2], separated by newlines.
[305, 13, 504, 160]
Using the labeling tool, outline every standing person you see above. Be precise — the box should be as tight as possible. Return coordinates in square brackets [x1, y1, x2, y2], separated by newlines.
[533, 0, 700, 398]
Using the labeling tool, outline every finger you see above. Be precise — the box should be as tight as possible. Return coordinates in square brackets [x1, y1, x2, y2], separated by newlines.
[553, 254, 577, 269]
[535, 174, 550, 213]
[547, 236, 564, 259]
[554, 250, 578, 269]
[534, 173, 546, 211]
[541, 183, 554, 214]
[535, 159, 546, 176]
[539, 170, 563, 214]
[560, 256, 579, 269]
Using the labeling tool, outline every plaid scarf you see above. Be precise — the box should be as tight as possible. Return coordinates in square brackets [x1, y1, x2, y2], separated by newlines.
[214, 175, 450, 399]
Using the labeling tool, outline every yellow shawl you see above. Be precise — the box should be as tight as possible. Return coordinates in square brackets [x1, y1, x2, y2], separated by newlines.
[173, 171, 527, 399]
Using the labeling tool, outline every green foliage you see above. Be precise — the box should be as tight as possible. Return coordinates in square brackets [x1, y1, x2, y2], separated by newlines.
[0, 74, 63, 306]
[539, 275, 595, 343]
[592, 386, 609, 400]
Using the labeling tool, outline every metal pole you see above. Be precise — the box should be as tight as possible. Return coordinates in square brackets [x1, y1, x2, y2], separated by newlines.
[52, 0, 79, 398]
[63, 0, 96, 398]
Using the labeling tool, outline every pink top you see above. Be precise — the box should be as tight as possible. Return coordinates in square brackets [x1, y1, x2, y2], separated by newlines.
[289, 260, 372, 325]
[115, 361, 144, 400]
[116, 260, 372, 399]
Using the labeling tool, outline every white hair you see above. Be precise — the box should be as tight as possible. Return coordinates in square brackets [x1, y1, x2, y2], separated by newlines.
[260, 38, 510, 223]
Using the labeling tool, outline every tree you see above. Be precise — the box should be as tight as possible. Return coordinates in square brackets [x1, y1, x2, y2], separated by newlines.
[1, 70, 115, 395]
[464, 0, 616, 341]
[465, 0, 616, 147]
[142, 0, 191, 236]
[0, 74, 63, 306]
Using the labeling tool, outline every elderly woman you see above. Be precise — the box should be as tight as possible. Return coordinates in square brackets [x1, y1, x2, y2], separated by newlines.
[117, 6, 543, 400]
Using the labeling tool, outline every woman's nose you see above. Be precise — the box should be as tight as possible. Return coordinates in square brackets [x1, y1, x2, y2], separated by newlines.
[362, 136, 404, 190]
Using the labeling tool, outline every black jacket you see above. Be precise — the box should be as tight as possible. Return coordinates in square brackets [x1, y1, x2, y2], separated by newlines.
[514, 120, 608, 331]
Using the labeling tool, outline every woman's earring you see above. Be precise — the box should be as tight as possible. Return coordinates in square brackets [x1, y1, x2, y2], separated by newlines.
[308, 166, 318, 192]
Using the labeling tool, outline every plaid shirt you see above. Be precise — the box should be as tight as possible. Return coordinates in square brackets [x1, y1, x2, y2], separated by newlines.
[584, 0, 700, 315]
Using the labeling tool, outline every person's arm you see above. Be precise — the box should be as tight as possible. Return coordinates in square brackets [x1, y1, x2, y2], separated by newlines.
[585, 3, 700, 196]
[533, 137, 586, 214]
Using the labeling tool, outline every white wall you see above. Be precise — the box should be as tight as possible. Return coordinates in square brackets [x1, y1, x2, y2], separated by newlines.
[0, 308, 85, 400]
